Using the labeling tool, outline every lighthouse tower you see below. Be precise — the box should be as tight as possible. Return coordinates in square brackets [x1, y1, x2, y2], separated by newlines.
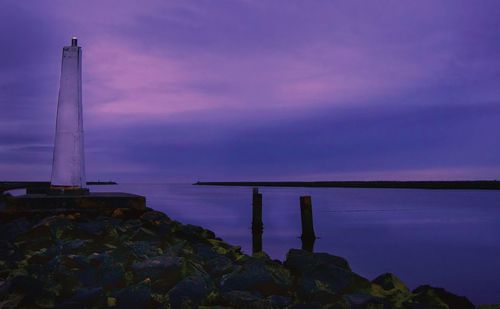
[50, 37, 87, 191]
[5, 37, 146, 210]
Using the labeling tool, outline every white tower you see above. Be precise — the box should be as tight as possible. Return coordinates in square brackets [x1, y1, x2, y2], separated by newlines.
[51, 37, 86, 189]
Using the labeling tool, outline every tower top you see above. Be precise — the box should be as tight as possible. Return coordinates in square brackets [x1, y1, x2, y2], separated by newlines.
[71, 37, 78, 47]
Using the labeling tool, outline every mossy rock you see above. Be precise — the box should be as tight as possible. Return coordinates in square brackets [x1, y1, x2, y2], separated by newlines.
[371, 273, 411, 307]
[0, 218, 31, 241]
[3, 275, 47, 307]
[167, 272, 215, 308]
[192, 243, 238, 279]
[403, 285, 474, 309]
[284, 249, 381, 304]
[284, 249, 351, 274]
[140, 210, 171, 225]
[174, 224, 216, 244]
[128, 227, 158, 242]
[131, 255, 184, 283]
[221, 256, 291, 296]
[112, 282, 154, 309]
[61, 287, 105, 308]
[267, 294, 292, 308]
[372, 273, 409, 293]
[0, 207, 482, 308]
[219, 290, 272, 309]
[412, 285, 474, 309]
[32, 215, 76, 240]
[72, 220, 108, 238]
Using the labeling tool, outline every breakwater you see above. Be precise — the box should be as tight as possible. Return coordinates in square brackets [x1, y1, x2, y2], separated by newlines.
[194, 180, 500, 190]
[0, 196, 484, 308]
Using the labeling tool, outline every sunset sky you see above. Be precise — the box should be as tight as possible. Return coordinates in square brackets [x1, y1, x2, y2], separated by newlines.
[1, 1, 500, 182]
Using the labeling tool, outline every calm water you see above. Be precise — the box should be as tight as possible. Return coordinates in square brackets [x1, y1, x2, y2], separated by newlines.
[89, 183, 500, 304]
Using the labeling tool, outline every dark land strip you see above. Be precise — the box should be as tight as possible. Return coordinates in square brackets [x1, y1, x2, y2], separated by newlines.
[194, 180, 500, 190]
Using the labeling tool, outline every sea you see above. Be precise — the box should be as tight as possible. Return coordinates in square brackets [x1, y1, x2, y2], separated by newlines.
[35, 183, 500, 304]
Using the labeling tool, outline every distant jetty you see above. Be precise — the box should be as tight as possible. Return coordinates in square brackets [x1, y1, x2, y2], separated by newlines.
[194, 180, 500, 190]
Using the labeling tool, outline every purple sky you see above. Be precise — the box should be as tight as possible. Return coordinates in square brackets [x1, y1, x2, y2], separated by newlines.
[2, 1, 500, 182]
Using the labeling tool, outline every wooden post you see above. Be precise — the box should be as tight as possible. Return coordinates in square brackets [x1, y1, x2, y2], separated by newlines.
[300, 195, 316, 252]
[301, 234, 316, 252]
[252, 188, 263, 253]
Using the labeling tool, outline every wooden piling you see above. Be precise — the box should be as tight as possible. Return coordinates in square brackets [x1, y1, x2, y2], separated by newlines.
[300, 195, 316, 252]
[252, 188, 263, 253]
[252, 225, 263, 254]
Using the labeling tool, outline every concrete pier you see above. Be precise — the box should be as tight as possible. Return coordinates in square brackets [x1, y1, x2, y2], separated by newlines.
[5, 192, 145, 213]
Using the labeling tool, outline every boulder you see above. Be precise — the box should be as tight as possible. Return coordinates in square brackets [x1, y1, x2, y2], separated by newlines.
[74, 264, 99, 287]
[75, 220, 107, 238]
[167, 272, 214, 308]
[267, 294, 292, 308]
[65, 287, 105, 307]
[111, 207, 126, 218]
[140, 210, 171, 224]
[26, 246, 57, 265]
[58, 254, 89, 269]
[322, 298, 351, 309]
[287, 304, 322, 309]
[0, 294, 24, 308]
[109, 243, 137, 265]
[0, 218, 31, 241]
[284, 249, 371, 301]
[0, 240, 20, 263]
[194, 243, 220, 260]
[221, 256, 291, 296]
[284, 249, 351, 273]
[88, 252, 113, 268]
[14, 236, 53, 254]
[205, 255, 235, 278]
[193, 243, 236, 278]
[131, 255, 184, 283]
[219, 290, 272, 309]
[409, 285, 475, 309]
[113, 283, 152, 309]
[126, 240, 159, 258]
[153, 221, 175, 239]
[5, 275, 45, 305]
[175, 224, 216, 243]
[101, 264, 126, 290]
[343, 292, 387, 308]
[33, 215, 74, 239]
[371, 272, 411, 306]
[372, 273, 409, 293]
[129, 227, 158, 241]
[120, 219, 143, 231]
[50, 268, 82, 298]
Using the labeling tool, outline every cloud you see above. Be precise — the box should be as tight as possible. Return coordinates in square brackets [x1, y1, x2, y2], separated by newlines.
[84, 38, 223, 123]
[2, 1, 500, 181]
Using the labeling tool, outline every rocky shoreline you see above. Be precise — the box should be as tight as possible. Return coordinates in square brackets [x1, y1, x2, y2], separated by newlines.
[0, 202, 497, 308]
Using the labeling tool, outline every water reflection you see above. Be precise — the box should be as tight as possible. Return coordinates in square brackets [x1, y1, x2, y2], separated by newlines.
[89, 183, 500, 304]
